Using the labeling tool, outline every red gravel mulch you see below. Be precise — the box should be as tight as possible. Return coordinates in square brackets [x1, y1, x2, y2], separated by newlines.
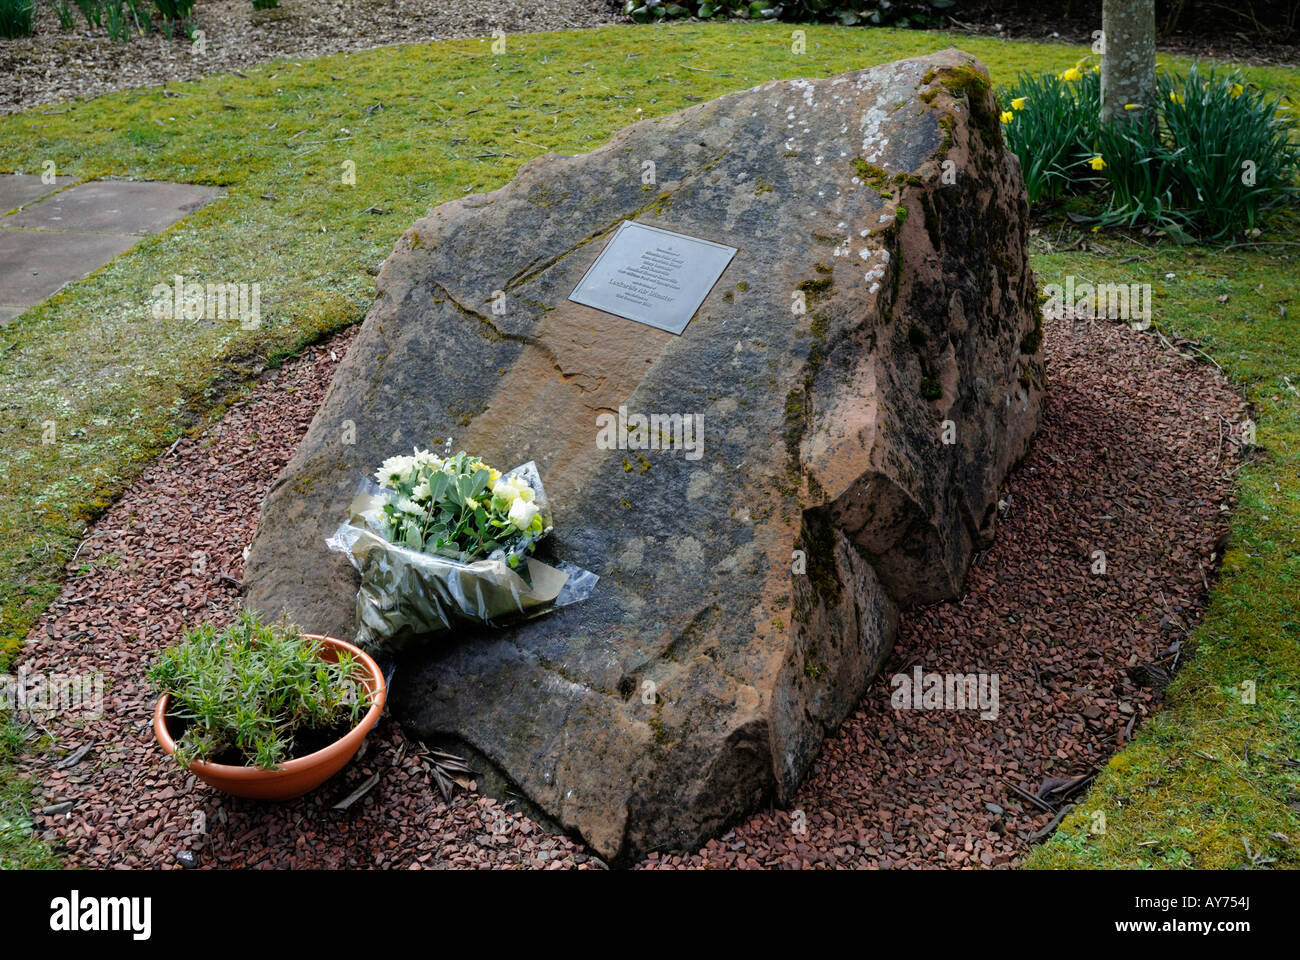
[16, 315, 1245, 869]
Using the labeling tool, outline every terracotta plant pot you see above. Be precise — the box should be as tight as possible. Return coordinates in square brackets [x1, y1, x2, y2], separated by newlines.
[153, 634, 386, 801]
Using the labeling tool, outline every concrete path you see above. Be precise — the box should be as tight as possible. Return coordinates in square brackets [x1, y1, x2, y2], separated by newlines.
[0, 175, 223, 324]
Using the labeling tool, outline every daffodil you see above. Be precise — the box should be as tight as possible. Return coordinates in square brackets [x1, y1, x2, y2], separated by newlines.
[1000, 110, 1014, 124]
[1061, 67, 1083, 83]
[1011, 97, 1027, 111]
[1088, 156, 1107, 171]
[1169, 90, 1185, 105]
[1123, 103, 1142, 111]
[1229, 82, 1244, 98]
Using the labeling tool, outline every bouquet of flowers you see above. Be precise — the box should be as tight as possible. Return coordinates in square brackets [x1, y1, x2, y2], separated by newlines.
[326, 449, 596, 657]
[373, 449, 546, 566]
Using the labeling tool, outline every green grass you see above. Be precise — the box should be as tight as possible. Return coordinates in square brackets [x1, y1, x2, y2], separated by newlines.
[0, 21, 1296, 868]
[0, 713, 57, 868]
[1024, 214, 1300, 869]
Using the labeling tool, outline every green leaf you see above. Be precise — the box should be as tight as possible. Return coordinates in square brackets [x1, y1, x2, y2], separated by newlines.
[426, 471, 450, 504]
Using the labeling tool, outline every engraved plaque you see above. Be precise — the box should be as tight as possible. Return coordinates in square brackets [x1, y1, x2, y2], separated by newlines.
[568, 220, 738, 335]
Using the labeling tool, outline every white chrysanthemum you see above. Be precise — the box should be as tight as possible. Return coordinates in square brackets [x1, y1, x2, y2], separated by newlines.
[375, 454, 416, 488]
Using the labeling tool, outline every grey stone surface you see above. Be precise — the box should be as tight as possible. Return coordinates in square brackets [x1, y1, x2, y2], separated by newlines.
[0, 228, 138, 309]
[0, 177, 222, 323]
[244, 50, 1045, 862]
[0, 174, 75, 215]
[4, 179, 222, 236]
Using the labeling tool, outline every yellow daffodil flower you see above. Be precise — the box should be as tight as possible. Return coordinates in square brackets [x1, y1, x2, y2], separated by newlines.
[1011, 97, 1027, 110]
[1088, 156, 1107, 171]
[1000, 110, 1014, 123]
[1061, 67, 1082, 83]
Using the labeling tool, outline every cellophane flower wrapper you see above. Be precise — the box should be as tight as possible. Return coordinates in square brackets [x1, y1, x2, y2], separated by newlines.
[325, 461, 597, 657]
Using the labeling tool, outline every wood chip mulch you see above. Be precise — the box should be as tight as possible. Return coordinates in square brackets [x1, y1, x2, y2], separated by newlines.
[16, 314, 1246, 869]
[2, 0, 622, 116]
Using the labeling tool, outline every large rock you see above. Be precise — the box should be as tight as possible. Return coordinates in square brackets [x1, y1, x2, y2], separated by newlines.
[244, 49, 1044, 862]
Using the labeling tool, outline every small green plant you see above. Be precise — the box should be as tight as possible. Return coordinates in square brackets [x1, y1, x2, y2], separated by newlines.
[0, 0, 35, 38]
[251, 0, 279, 9]
[103, 0, 129, 42]
[73, 0, 101, 27]
[125, 0, 151, 33]
[147, 612, 371, 770]
[150, 0, 191, 36]
[53, 0, 76, 30]
[150, 0, 190, 17]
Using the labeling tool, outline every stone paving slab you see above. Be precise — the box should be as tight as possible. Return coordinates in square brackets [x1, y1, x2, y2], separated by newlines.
[0, 174, 75, 215]
[5, 179, 223, 236]
[0, 228, 140, 309]
[0, 175, 223, 324]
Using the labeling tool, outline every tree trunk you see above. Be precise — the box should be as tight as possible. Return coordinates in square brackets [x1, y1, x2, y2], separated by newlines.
[1100, 0, 1157, 125]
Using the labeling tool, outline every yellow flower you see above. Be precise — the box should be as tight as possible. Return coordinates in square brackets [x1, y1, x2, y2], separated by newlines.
[1011, 97, 1027, 111]
[1088, 156, 1107, 171]
[1229, 82, 1244, 98]
[1092, 64, 1101, 74]
[1169, 90, 1185, 105]
[1000, 110, 1014, 123]
[1061, 67, 1083, 83]
[1123, 103, 1142, 111]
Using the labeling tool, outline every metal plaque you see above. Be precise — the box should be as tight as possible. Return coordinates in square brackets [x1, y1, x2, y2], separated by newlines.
[568, 220, 738, 335]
